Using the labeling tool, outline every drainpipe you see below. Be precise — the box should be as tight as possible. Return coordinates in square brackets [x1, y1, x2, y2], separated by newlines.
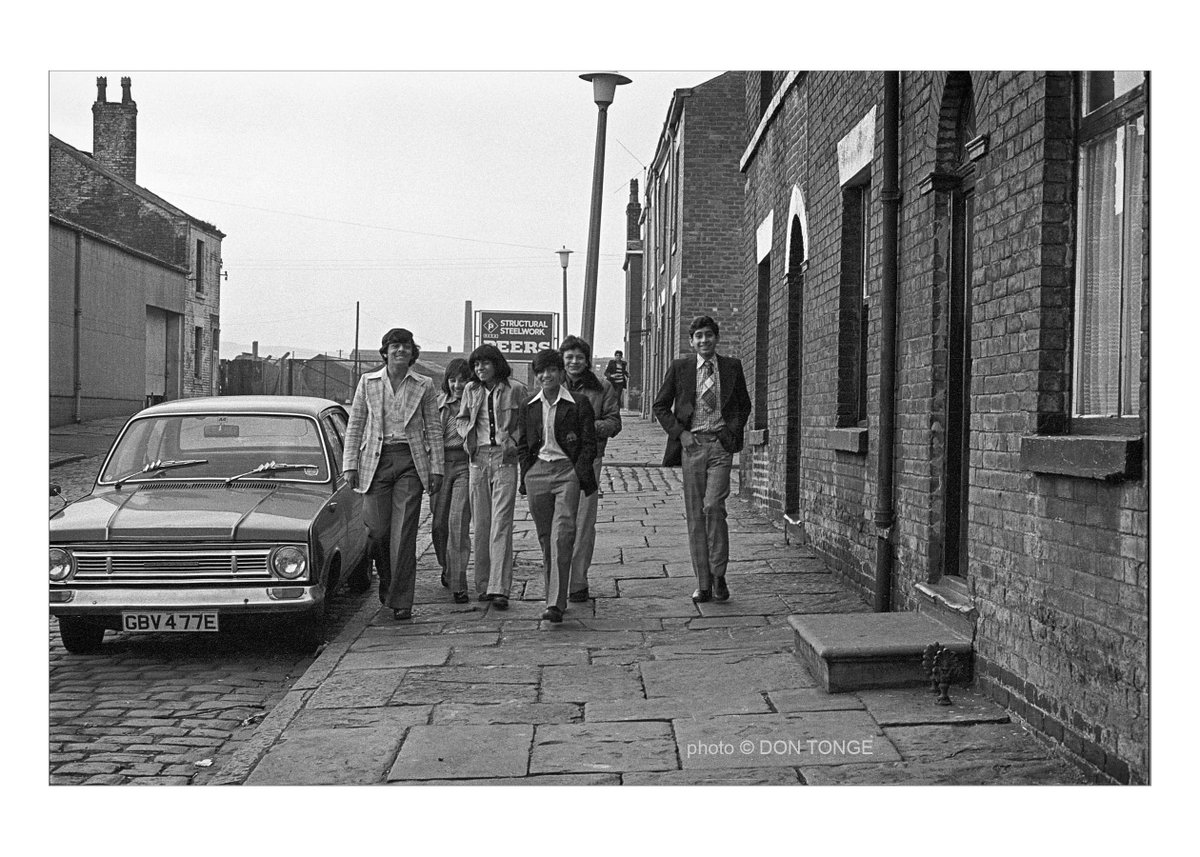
[873, 71, 900, 612]
[72, 231, 83, 423]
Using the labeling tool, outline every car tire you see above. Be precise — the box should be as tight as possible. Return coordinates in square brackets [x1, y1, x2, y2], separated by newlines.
[344, 548, 372, 594]
[289, 608, 325, 653]
[58, 617, 104, 654]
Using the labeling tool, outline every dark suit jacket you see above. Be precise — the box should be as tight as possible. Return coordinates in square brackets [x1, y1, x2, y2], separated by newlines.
[517, 392, 599, 496]
[652, 353, 752, 467]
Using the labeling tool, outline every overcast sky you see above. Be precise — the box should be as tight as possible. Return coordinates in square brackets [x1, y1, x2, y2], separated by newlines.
[49, 70, 719, 359]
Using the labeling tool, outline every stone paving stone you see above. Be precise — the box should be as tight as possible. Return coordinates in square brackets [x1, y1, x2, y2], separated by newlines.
[799, 758, 1088, 785]
[768, 688, 867, 713]
[432, 702, 582, 726]
[126, 776, 193, 785]
[306, 669, 407, 709]
[387, 724, 533, 780]
[622, 767, 803, 785]
[338, 647, 452, 671]
[675, 712, 899, 769]
[248, 706, 430, 785]
[395, 670, 541, 706]
[83, 774, 128, 785]
[614, 578, 687, 598]
[781, 592, 873, 614]
[857, 687, 1012, 726]
[540, 664, 645, 703]
[352, 630, 499, 650]
[449, 644, 588, 667]
[594, 596, 700, 620]
[688, 615, 769, 629]
[499, 630, 646, 650]
[556, 617, 664, 632]
[387, 773, 620, 785]
[694, 593, 791, 616]
[886, 722, 1055, 763]
[530, 722, 678, 774]
[585, 694, 772, 722]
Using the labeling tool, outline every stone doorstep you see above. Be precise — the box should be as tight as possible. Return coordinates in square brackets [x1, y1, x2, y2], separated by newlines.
[789, 612, 972, 694]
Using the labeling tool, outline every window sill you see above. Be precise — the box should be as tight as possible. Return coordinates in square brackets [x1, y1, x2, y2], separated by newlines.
[827, 427, 868, 455]
[1019, 434, 1143, 481]
[749, 429, 769, 447]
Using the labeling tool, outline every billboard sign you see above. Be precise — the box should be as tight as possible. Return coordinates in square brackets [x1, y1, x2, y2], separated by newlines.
[475, 310, 557, 356]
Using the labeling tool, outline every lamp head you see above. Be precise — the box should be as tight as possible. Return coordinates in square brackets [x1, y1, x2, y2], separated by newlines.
[580, 72, 632, 107]
[557, 246, 573, 269]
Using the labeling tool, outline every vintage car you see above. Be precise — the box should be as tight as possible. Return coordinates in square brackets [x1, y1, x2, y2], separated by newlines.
[49, 396, 369, 654]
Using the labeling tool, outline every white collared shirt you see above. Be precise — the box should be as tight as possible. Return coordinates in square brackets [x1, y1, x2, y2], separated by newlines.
[531, 385, 576, 462]
[381, 370, 419, 443]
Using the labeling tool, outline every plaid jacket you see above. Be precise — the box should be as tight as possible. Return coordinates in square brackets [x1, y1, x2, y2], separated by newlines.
[342, 366, 444, 493]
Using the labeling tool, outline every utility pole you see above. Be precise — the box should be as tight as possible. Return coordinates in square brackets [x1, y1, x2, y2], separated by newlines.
[353, 301, 360, 393]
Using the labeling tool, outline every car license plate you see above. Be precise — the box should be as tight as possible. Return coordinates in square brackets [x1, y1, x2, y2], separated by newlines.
[121, 611, 219, 632]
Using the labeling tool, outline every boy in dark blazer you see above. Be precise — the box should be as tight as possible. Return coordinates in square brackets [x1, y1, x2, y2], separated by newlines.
[652, 315, 751, 604]
[518, 349, 598, 623]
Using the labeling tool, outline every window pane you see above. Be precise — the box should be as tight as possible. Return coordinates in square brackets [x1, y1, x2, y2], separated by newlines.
[1120, 117, 1146, 416]
[1083, 71, 1144, 114]
[1073, 131, 1122, 416]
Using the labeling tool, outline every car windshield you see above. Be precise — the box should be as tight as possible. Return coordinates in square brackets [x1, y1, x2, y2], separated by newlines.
[100, 413, 330, 483]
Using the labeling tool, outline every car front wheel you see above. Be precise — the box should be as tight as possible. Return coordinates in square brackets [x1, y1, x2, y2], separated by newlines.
[58, 617, 104, 654]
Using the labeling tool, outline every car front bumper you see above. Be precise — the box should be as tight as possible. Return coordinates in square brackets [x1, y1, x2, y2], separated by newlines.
[49, 584, 324, 619]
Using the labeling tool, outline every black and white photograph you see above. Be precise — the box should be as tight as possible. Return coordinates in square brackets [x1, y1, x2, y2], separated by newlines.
[24, 5, 1180, 850]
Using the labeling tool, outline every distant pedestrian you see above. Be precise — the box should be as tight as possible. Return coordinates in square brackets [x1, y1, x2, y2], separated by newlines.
[518, 348, 598, 623]
[431, 358, 472, 605]
[343, 328, 444, 621]
[561, 335, 621, 602]
[652, 316, 750, 604]
[457, 344, 528, 610]
[604, 350, 629, 408]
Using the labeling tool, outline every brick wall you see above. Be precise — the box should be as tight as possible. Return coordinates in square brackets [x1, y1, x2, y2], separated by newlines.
[739, 70, 1149, 782]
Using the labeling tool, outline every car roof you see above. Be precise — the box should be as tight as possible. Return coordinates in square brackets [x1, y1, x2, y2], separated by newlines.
[134, 395, 345, 419]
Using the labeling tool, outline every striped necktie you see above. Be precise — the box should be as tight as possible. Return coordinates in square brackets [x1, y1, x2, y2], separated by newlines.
[701, 360, 718, 410]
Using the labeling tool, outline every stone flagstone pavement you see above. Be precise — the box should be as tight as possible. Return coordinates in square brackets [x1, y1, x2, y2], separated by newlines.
[215, 413, 1090, 786]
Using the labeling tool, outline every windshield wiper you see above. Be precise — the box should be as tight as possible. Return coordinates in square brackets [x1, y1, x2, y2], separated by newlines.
[113, 459, 209, 489]
[225, 461, 315, 485]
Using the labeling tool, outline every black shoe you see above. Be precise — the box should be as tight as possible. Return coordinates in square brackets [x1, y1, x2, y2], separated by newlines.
[478, 593, 493, 602]
[692, 588, 712, 604]
[491, 594, 509, 610]
[453, 591, 470, 604]
[392, 608, 412, 621]
[568, 588, 590, 603]
[713, 577, 730, 601]
[541, 606, 564, 623]
[440, 569, 449, 588]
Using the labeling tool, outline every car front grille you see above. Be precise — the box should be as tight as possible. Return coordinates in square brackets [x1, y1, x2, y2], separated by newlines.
[69, 545, 276, 585]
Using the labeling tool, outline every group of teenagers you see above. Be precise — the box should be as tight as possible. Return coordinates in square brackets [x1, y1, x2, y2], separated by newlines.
[341, 314, 751, 626]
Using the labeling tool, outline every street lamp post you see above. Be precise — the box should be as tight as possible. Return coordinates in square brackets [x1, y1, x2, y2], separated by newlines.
[579, 71, 631, 347]
[556, 246, 572, 344]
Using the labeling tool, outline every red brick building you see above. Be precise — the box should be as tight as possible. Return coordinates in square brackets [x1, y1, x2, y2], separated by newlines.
[638, 72, 746, 415]
[738, 72, 1148, 782]
[50, 76, 225, 425]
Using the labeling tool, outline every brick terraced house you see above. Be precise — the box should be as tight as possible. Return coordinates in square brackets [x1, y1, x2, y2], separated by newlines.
[50, 76, 225, 426]
[733, 71, 1148, 782]
[638, 71, 746, 416]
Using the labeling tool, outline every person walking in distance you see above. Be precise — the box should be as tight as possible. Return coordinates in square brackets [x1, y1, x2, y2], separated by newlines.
[560, 335, 621, 603]
[652, 316, 751, 603]
[518, 349, 598, 623]
[604, 349, 629, 409]
[457, 344, 527, 610]
[343, 328, 444, 621]
[431, 358, 472, 605]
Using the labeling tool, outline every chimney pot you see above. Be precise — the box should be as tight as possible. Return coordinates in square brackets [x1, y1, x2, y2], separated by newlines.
[120, 77, 132, 103]
[96, 77, 107, 102]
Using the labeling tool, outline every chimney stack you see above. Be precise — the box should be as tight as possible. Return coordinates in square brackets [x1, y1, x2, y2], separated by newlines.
[92, 74, 138, 183]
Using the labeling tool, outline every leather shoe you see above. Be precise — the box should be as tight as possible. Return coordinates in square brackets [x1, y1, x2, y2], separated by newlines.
[478, 593, 493, 602]
[692, 588, 712, 603]
[568, 588, 590, 603]
[453, 591, 470, 604]
[440, 569, 449, 588]
[541, 606, 564, 623]
[713, 577, 729, 601]
[392, 608, 412, 621]
[491, 594, 509, 610]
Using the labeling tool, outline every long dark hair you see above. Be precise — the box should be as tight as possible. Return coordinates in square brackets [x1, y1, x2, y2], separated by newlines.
[467, 344, 512, 383]
[441, 358, 471, 395]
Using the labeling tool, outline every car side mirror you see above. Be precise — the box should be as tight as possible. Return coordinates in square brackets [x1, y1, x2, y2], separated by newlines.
[50, 483, 61, 497]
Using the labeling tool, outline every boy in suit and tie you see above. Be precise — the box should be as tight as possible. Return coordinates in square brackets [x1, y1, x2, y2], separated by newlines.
[518, 349, 598, 624]
[652, 316, 751, 604]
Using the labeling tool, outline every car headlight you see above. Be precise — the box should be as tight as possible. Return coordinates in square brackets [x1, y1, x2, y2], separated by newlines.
[50, 547, 75, 582]
[270, 546, 308, 580]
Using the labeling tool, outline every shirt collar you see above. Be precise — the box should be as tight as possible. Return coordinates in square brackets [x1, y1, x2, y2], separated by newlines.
[532, 386, 575, 406]
[696, 353, 717, 368]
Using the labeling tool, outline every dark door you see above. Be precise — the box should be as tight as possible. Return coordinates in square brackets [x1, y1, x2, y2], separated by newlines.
[944, 183, 975, 578]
